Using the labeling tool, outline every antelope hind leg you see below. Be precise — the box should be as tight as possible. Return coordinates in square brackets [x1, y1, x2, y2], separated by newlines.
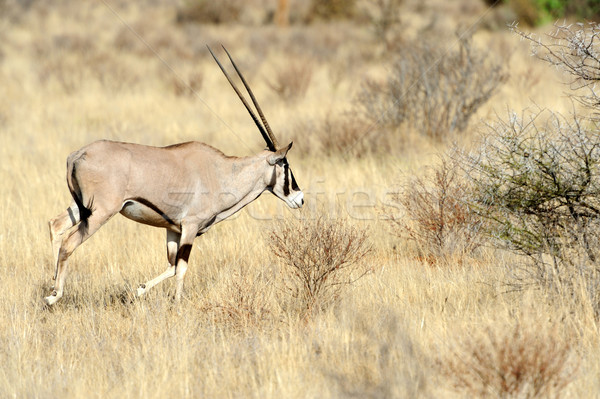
[48, 204, 80, 282]
[45, 208, 115, 306]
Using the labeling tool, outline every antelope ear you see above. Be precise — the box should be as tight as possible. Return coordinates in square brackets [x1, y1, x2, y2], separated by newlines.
[267, 142, 293, 165]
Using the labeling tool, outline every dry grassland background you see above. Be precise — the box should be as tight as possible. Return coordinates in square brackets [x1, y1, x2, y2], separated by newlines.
[0, 0, 598, 397]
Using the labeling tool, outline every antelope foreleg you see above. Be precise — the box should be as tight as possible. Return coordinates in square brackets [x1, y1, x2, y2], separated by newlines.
[174, 228, 197, 303]
[136, 230, 180, 298]
[136, 265, 176, 297]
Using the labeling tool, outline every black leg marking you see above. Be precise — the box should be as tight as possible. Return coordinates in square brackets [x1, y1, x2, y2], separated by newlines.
[177, 244, 192, 262]
[67, 207, 77, 225]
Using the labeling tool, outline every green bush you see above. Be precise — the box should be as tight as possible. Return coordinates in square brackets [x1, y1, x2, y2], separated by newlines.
[306, 0, 357, 22]
[460, 109, 600, 313]
[509, 0, 600, 26]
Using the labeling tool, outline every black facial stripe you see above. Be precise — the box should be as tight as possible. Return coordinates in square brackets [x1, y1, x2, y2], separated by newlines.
[283, 163, 290, 196]
[290, 170, 299, 191]
[127, 197, 176, 226]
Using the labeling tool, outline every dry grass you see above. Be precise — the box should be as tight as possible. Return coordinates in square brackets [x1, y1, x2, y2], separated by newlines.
[0, 1, 598, 398]
[441, 306, 578, 398]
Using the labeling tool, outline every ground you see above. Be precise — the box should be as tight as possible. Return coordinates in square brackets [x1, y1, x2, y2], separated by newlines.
[0, 0, 597, 397]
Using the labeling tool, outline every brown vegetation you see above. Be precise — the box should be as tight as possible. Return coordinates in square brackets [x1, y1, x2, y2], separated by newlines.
[268, 216, 372, 317]
[0, 0, 598, 397]
[441, 308, 577, 398]
[388, 158, 486, 264]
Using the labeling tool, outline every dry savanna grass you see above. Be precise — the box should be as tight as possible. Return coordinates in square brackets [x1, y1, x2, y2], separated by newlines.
[1, 1, 599, 398]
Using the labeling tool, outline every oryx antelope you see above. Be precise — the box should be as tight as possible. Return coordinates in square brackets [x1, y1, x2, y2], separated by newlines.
[44, 46, 304, 305]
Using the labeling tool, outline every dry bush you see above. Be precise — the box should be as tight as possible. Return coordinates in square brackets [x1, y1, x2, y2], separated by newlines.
[268, 216, 372, 317]
[356, 34, 506, 140]
[388, 158, 486, 264]
[361, 0, 404, 48]
[176, 0, 243, 24]
[315, 113, 378, 157]
[441, 312, 578, 398]
[266, 58, 313, 102]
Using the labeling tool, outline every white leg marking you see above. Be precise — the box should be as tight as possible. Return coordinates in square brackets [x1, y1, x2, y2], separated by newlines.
[136, 265, 176, 297]
[44, 290, 62, 306]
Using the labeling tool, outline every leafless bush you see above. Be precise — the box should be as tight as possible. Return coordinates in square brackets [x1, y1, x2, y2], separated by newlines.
[268, 216, 372, 317]
[176, 0, 243, 24]
[388, 158, 486, 264]
[460, 109, 600, 313]
[441, 313, 577, 398]
[315, 113, 378, 157]
[513, 22, 600, 114]
[361, 0, 404, 48]
[356, 34, 506, 140]
[305, 0, 357, 22]
[267, 58, 313, 102]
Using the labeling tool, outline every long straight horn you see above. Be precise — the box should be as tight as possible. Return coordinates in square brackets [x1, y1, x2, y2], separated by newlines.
[221, 45, 280, 150]
[207, 45, 277, 152]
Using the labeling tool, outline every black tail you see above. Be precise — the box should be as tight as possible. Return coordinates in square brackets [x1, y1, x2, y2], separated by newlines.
[66, 152, 92, 229]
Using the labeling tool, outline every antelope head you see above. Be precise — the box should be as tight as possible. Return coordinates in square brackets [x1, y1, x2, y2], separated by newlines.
[208, 45, 304, 209]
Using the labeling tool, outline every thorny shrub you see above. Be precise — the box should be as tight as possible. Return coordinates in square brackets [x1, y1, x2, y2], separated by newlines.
[388, 158, 486, 264]
[441, 312, 577, 398]
[356, 34, 506, 140]
[513, 21, 600, 113]
[268, 216, 372, 318]
[455, 22, 600, 316]
[460, 109, 600, 314]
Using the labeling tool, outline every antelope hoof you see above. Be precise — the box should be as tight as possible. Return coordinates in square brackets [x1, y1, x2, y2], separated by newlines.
[44, 291, 61, 306]
[136, 284, 146, 298]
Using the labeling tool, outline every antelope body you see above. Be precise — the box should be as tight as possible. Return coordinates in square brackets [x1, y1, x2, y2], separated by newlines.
[44, 47, 303, 305]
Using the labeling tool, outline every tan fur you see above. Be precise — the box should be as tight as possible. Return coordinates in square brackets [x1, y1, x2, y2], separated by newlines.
[45, 139, 303, 305]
